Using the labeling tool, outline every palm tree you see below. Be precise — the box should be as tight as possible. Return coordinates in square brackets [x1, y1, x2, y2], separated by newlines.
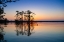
[15, 11, 24, 21]
[0, 0, 19, 22]
[15, 11, 20, 20]
[19, 11, 24, 21]
[0, 6, 5, 20]
[24, 10, 35, 21]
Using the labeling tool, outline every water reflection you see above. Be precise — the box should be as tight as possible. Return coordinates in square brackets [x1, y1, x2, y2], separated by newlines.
[0, 22, 64, 42]
[15, 22, 38, 36]
[0, 23, 7, 42]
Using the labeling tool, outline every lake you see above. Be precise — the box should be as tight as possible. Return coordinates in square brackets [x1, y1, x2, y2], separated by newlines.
[0, 22, 64, 42]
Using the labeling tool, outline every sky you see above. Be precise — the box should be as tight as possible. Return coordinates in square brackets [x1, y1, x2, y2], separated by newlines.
[3, 0, 64, 21]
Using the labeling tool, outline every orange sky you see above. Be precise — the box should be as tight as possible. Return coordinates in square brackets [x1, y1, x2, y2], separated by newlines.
[4, 10, 64, 21]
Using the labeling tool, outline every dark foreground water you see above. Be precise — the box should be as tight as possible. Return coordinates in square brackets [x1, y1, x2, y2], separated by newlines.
[0, 22, 64, 42]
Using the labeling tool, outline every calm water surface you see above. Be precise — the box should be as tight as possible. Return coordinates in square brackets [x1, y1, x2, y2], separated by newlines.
[0, 22, 64, 42]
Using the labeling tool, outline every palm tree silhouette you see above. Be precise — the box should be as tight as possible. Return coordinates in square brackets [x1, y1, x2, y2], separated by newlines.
[0, 0, 19, 22]
[15, 11, 24, 21]
[19, 11, 24, 21]
[15, 11, 20, 20]
[0, 6, 6, 20]
[24, 10, 35, 21]
[15, 10, 36, 21]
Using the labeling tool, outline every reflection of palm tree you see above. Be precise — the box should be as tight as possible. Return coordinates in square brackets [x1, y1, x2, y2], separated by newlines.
[27, 22, 31, 36]
[25, 22, 35, 36]
[15, 22, 37, 36]
[0, 24, 7, 42]
[15, 22, 24, 36]
[0, 33, 7, 42]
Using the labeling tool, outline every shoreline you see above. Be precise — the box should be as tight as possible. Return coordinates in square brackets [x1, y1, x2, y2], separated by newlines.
[0, 21, 64, 22]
